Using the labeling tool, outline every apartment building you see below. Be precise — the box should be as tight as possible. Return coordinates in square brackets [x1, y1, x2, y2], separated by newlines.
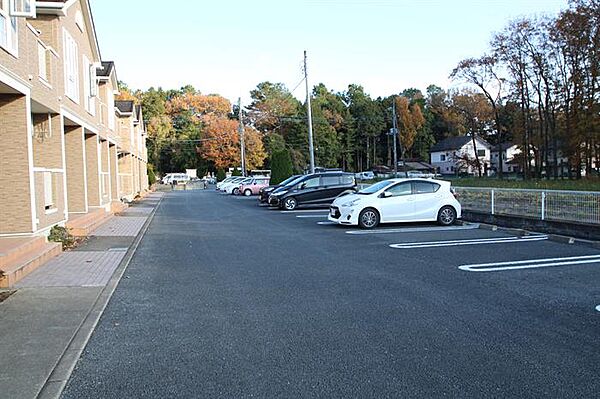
[0, 0, 149, 287]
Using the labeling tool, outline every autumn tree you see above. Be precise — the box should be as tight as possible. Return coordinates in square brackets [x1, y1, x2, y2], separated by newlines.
[451, 56, 507, 178]
[394, 96, 426, 160]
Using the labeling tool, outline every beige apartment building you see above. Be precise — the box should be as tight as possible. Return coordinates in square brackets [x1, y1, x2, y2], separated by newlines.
[0, 0, 149, 287]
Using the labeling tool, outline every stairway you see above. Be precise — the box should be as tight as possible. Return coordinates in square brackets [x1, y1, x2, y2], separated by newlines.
[0, 236, 62, 288]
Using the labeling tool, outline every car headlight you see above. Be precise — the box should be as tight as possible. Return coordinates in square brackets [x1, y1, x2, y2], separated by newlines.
[341, 199, 361, 207]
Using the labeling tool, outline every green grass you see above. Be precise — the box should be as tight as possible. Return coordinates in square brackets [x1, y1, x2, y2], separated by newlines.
[445, 177, 600, 192]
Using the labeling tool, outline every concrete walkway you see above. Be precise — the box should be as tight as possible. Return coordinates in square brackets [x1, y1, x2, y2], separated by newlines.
[0, 192, 163, 399]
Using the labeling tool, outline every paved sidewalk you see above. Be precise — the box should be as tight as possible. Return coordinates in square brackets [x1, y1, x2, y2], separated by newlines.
[0, 192, 162, 399]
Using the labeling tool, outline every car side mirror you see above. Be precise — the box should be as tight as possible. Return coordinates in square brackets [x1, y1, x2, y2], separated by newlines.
[381, 191, 393, 198]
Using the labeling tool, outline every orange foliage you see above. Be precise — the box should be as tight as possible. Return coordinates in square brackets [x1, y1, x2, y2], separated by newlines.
[167, 93, 231, 118]
[199, 115, 266, 170]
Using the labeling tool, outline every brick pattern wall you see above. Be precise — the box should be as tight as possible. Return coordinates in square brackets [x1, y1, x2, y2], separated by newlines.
[64, 126, 86, 213]
[32, 114, 62, 168]
[84, 133, 100, 207]
[0, 95, 33, 234]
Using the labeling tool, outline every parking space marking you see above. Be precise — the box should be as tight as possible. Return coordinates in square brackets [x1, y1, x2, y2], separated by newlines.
[459, 254, 600, 272]
[317, 221, 336, 225]
[280, 209, 329, 214]
[296, 215, 328, 218]
[596, 305, 600, 313]
[390, 235, 548, 249]
[346, 224, 480, 235]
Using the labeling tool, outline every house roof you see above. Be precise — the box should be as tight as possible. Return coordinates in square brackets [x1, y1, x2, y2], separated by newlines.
[115, 100, 134, 114]
[492, 142, 517, 151]
[430, 135, 491, 152]
[403, 161, 435, 170]
[96, 61, 114, 77]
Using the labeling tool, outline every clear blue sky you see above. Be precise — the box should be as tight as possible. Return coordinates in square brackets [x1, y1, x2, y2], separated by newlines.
[91, 0, 568, 104]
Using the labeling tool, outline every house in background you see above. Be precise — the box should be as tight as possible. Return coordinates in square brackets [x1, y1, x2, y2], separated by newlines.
[0, 0, 149, 287]
[491, 143, 522, 174]
[430, 136, 491, 176]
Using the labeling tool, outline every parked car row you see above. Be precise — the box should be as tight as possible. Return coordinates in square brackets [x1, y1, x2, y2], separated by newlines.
[216, 176, 270, 196]
[216, 171, 462, 229]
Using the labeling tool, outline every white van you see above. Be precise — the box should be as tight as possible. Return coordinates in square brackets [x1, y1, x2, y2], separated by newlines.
[166, 173, 190, 185]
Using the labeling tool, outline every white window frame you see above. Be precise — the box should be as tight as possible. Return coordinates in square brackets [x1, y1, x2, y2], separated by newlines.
[37, 40, 47, 81]
[63, 29, 79, 103]
[9, 0, 35, 18]
[82, 55, 96, 115]
[0, 0, 18, 57]
[43, 171, 55, 210]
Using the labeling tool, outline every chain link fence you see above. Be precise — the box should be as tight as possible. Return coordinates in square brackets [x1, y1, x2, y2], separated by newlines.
[455, 187, 600, 225]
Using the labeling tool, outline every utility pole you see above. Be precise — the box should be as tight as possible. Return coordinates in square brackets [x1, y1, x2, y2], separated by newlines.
[238, 97, 246, 176]
[304, 50, 315, 174]
[392, 97, 398, 176]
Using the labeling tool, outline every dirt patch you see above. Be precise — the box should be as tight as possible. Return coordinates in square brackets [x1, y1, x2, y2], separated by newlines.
[0, 290, 16, 303]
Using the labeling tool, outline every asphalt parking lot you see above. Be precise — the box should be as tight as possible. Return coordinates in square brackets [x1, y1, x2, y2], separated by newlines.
[63, 189, 600, 398]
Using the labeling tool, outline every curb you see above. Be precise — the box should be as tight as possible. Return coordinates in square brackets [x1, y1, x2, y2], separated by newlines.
[476, 222, 600, 249]
[35, 194, 164, 399]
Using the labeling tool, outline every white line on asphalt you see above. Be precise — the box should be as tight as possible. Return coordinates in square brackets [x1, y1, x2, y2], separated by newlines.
[280, 209, 329, 214]
[596, 305, 600, 313]
[389, 235, 548, 249]
[459, 254, 600, 272]
[296, 215, 328, 218]
[317, 221, 336, 225]
[346, 224, 480, 235]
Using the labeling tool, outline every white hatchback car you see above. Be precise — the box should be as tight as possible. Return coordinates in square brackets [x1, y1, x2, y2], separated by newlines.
[328, 178, 461, 229]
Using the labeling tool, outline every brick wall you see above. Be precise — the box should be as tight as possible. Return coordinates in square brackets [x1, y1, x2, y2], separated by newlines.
[64, 126, 87, 213]
[0, 95, 33, 234]
[85, 133, 100, 207]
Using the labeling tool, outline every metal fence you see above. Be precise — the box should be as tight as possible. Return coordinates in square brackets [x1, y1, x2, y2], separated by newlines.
[455, 187, 600, 225]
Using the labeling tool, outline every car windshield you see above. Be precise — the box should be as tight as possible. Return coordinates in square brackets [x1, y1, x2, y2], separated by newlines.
[357, 180, 395, 195]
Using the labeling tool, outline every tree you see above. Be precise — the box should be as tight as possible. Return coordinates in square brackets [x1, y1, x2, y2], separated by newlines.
[394, 96, 426, 159]
[270, 149, 293, 184]
[451, 56, 508, 178]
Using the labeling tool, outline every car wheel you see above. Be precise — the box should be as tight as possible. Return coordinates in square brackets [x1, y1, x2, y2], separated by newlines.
[283, 197, 298, 210]
[232, 188, 239, 195]
[437, 206, 456, 226]
[244, 189, 252, 197]
[358, 208, 380, 229]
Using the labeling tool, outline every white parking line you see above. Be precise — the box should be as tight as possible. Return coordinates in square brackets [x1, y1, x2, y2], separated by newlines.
[280, 209, 329, 214]
[389, 235, 548, 249]
[296, 215, 328, 218]
[346, 224, 480, 235]
[317, 221, 336, 225]
[596, 305, 600, 313]
[459, 254, 600, 272]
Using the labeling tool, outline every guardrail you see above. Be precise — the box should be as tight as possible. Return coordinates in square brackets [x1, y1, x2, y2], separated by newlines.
[455, 187, 600, 225]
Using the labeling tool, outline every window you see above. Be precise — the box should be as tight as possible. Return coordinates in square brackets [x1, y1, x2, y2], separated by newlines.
[387, 182, 411, 196]
[0, 0, 18, 56]
[43, 171, 55, 210]
[321, 176, 340, 186]
[440, 154, 446, 161]
[63, 29, 79, 102]
[9, 0, 35, 18]
[37, 41, 47, 80]
[413, 181, 440, 194]
[82, 55, 95, 115]
[340, 174, 355, 185]
[477, 149, 486, 157]
[299, 177, 319, 189]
